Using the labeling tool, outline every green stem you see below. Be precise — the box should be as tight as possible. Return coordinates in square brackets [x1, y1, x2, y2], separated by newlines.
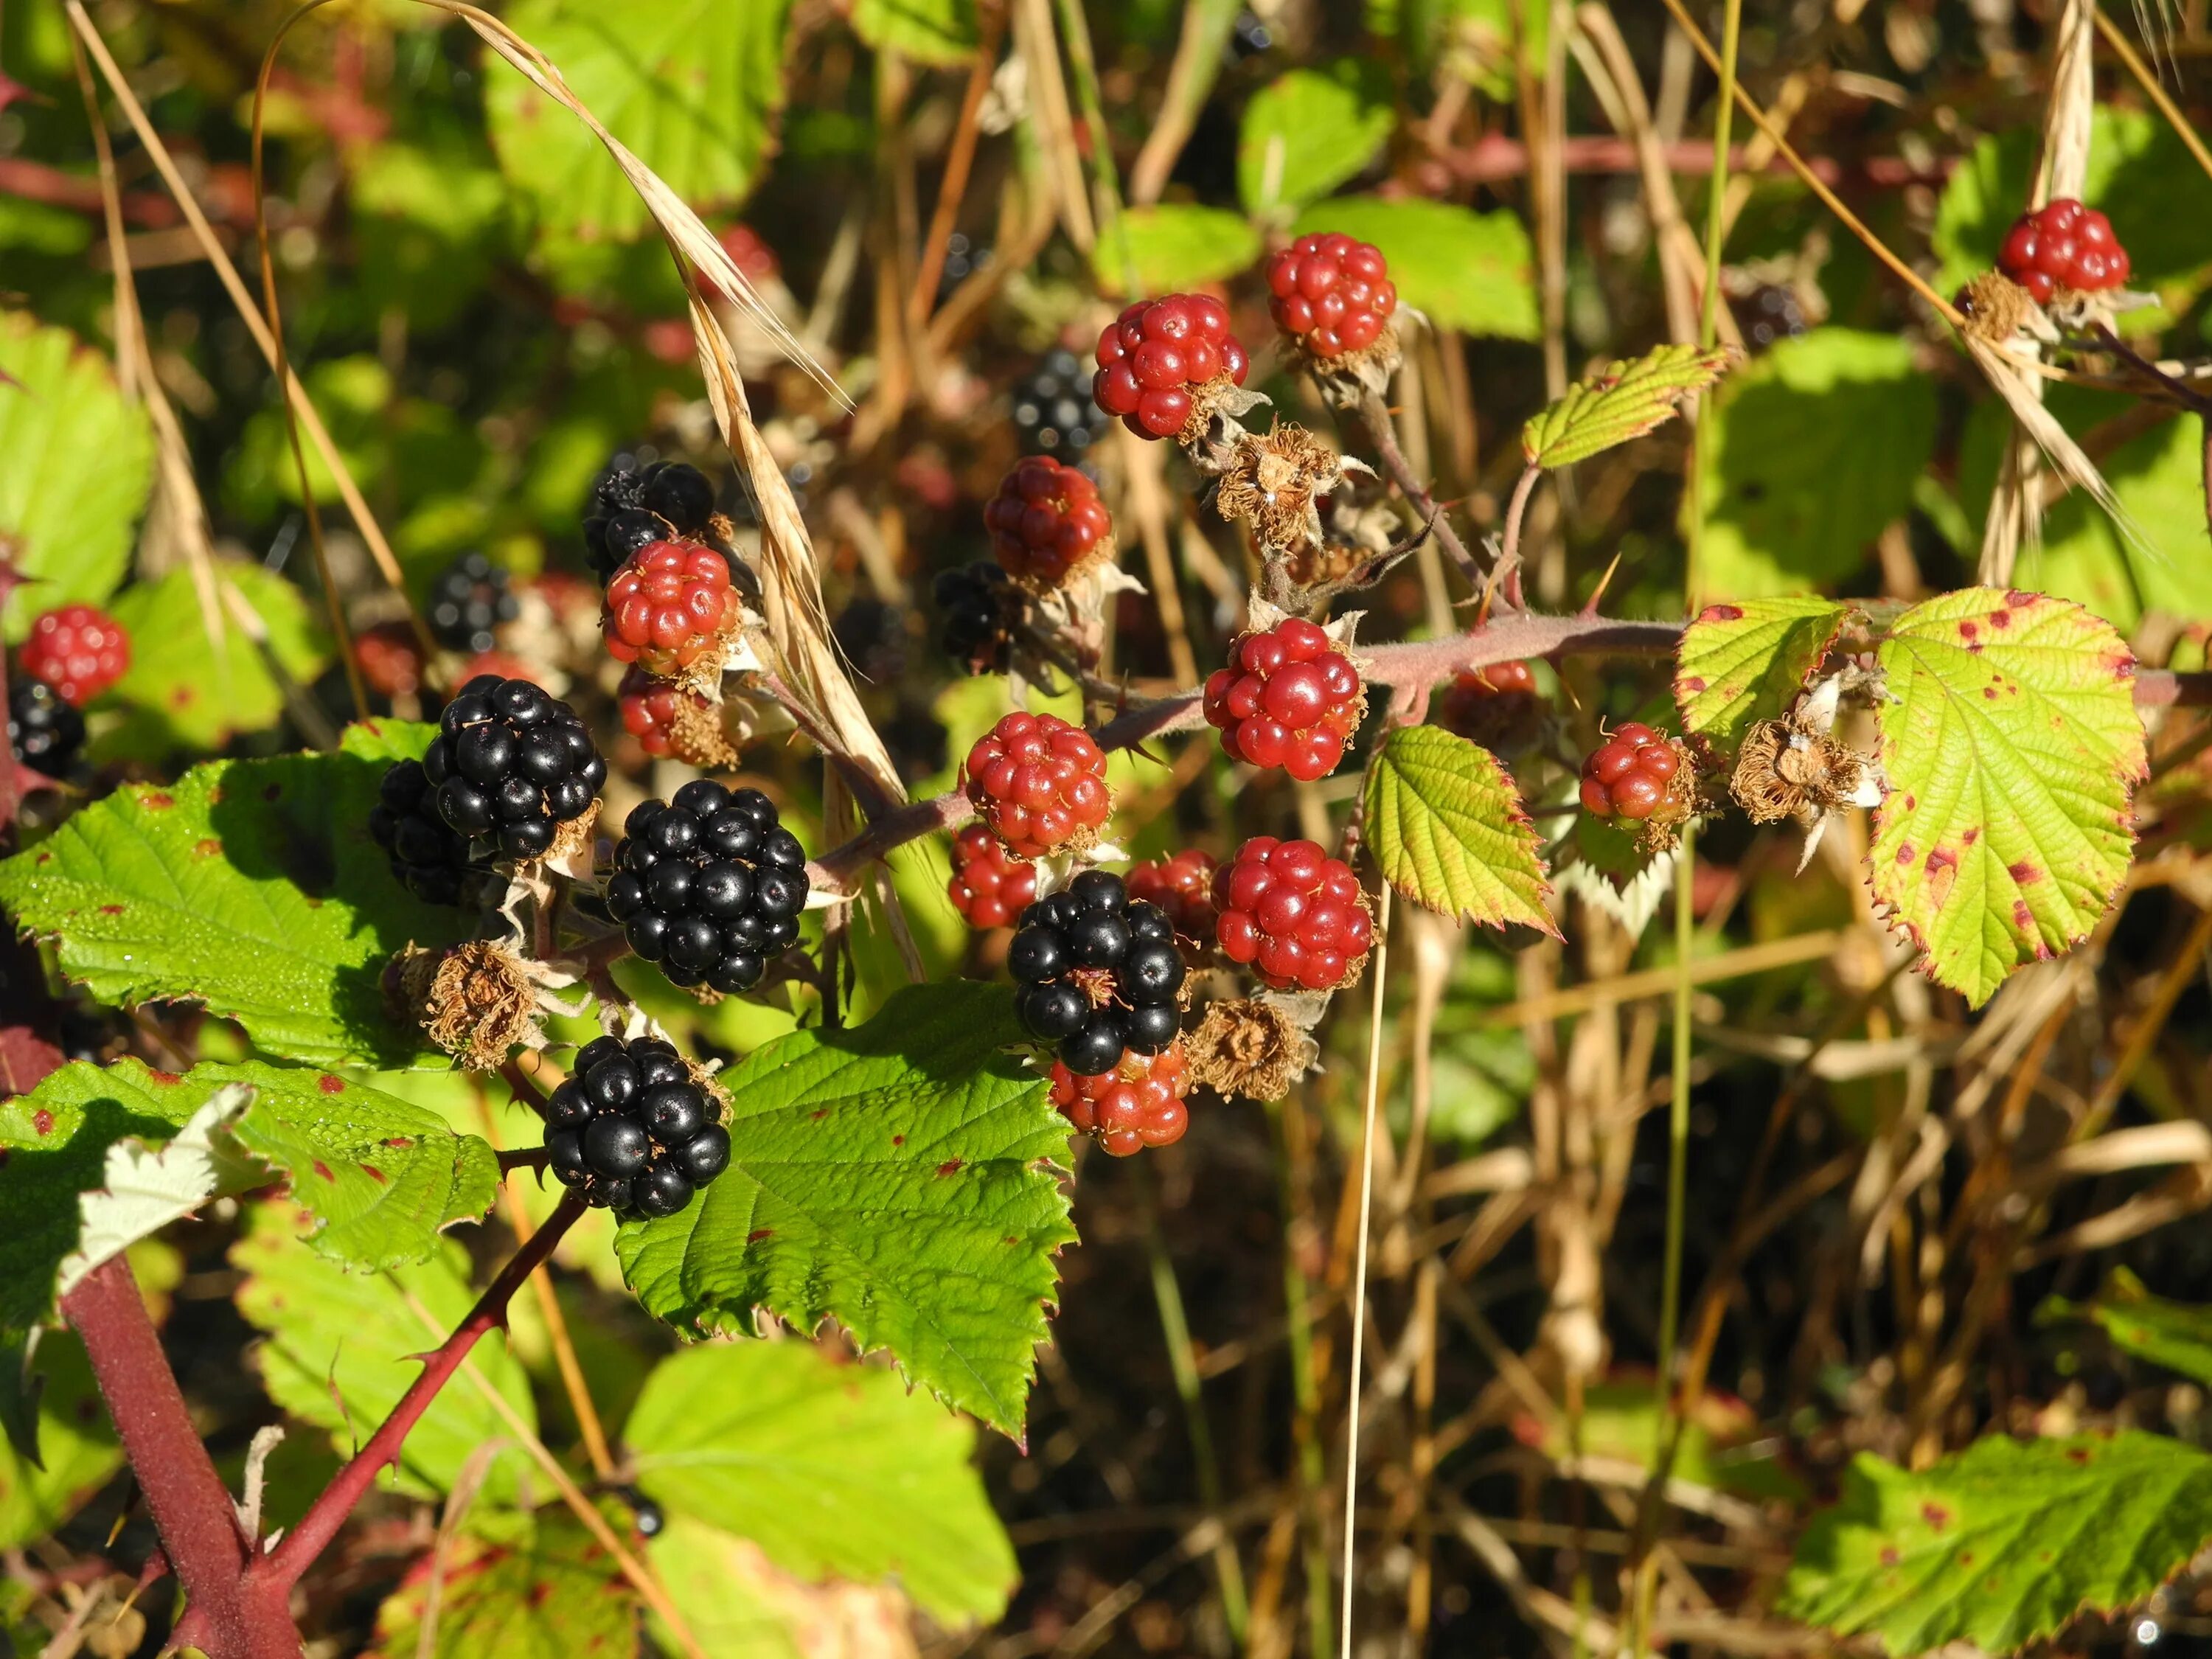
[1276, 1096, 1335, 1658]
[1048, 0, 1130, 284]
[1133, 1161, 1251, 1644]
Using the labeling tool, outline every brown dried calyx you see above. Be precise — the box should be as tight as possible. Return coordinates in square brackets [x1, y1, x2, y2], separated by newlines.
[1955, 271, 2034, 345]
[388, 940, 539, 1071]
[1185, 996, 1320, 1103]
[1216, 423, 1349, 554]
[1731, 720, 1865, 824]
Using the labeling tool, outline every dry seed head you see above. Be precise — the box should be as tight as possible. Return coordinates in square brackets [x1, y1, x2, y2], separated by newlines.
[1185, 996, 1319, 1102]
[391, 940, 540, 1071]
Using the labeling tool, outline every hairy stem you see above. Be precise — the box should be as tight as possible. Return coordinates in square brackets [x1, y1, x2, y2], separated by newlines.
[1354, 392, 1485, 588]
[257, 1194, 587, 1591]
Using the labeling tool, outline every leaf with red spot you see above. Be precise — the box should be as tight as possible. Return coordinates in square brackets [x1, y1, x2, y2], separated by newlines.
[1779, 1431, 2212, 1655]
[1673, 595, 1854, 756]
[1868, 588, 2146, 1006]
[1520, 341, 1736, 469]
[615, 981, 1074, 1440]
[368, 1503, 639, 1658]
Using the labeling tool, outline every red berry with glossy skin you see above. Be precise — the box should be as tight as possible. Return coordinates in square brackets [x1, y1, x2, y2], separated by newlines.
[962, 710, 1114, 858]
[1579, 722, 1687, 822]
[1997, 198, 2130, 305]
[353, 621, 425, 699]
[1093, 293, 1250, 439]
[947, 822, 1039, 929]
[1265, 233, 1397, 358]
[21, 604, 129, 707]
[1212, 836, 1374, 992]
[983, 457, 1114, 590]
[1126, 848, 1220, 942]
[616, 664, 714, 758]
[602, 540, 739, 676]
[1203, 618, 1363, 781]
[1051, 1040, 1191, 1156]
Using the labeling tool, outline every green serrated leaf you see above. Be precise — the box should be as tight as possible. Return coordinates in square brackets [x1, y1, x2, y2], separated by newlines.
[0, 722, 470, 1067]
[1868, 588, 2146, 1007]
[626, 1340, 1016, 1624]
[1364, 726, 1557, 934]
[1673, 597, 1853, 755]
[486, 0, 793, 242]
[1779, 1432, 2212, 1655]
[2040, 1270, 2212, 1387]
[1289, 197, 1537, 339]
[233, 1202, 536, 1503]
[1093, 205, 1262, 299]
[368, 1506, 639, 1658]
[1693, 328, 1937, 599]
[615, 981, 1073, 1439]
[98, 562, 329, 760]
[850, 0, 978, 63]
[0, 313, 155, 641]
[1239, 60, 1394, 215]
[0, 1334, 121, 1549]
[1520, 344, 1735, 470]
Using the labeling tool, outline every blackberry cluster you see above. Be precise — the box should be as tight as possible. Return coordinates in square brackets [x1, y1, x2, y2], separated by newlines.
[1214, 837, 1373, 992]
[584, 459, 717, 581]
[1012, 349, 1107, 458]
[369, 758, 487, 905]
[1092, 293, 1250, 439]
[1126, 849, 1219, 942]
[545, 1034, 731, 1218]
[1051, 1042, 1191, 1156]
[934, 563, 1021, 674]
[1579, 722, 1688, 823]
[1439, 658, 1545, 757]
[1998, 197, 2130, 304]
[7, 678, 84, 773]
[21, 604, 130, 706]
[1202, 617, 1364, 780]
[1010, 871, 1186, 1075]
[606, 781, 810, 993]
[426, 553, 521, 655]
[1265, 234, 1397, 358]
[602, 540, 740, 676]
[1734, 285, 1807, 352]
[422, 675, 606, 860]
[984, 457, 1113, 591]
[947, 822, 1037, 930]
[964, 711, 1113, 859]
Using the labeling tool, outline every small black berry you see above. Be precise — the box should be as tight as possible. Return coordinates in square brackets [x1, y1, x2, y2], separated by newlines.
[426, 552, 521, 655]
[676, 1124, 731, 1182]
[1062, 1015, 1125, 1077]
[1007, 874, 1188, 1073]
[585, 459, 718, 581]
[610, 785, 809, 993]
[7, 677, 86, 773]
[369, 757, 490, 906]
[422, 675, 604, 860]
[1011, 349, 1107, 459]
[549, 1034, 727, 1220]
[633, 1160, 695, 1219]
[933, 562, 1021, 675]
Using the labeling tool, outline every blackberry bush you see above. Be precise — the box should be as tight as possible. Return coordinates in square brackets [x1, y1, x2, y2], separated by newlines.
[1051, 1040, 1192, 1156]
[20, 603, 130, 706]
[543, 1032, 731, 1218]
[426, 552, 521, 655]
[1009, 870, 1187, 1074]
[605, 781, 810, 993]
[1214, 836, 1373, 992]
[963, 711, 1113, 858]
[421, 674, 605, 860]
[1012, 348, 1107, 457]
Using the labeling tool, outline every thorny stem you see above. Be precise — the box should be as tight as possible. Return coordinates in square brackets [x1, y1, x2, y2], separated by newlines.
[257, 1194, 588, 1593]
[1354, 392, 1487, 589]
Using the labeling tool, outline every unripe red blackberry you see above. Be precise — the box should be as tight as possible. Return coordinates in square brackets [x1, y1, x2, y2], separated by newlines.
[354, 622, 425, 700]
[1051, 1040, 1192, 1157]
[1997, 198, 2131, 305]
[1213, 837, 1373, 992]
[585, 459, 718, 582]
[8, 678, 86, 773]
[933, 562, 1021, 675]
[1125, 849, 1219, 942]
[962, 711, 1113, 859]
[20, 604, 130, 707]
[427, 552, 521, 655]
[602, 540, 740, 678]
[605, 781, 810, 995]
[422, 674, 605, 860]
[1265, 233, 1397, 358]
[1009, 870, 1187, 1074]
[983, 457, 1113, 591]
[1578, 722, 1690, 823]
[545, 1033, 731, 1218]
[1439, 658, 1544, 755]
[947, 822, 1037, 930]
[1092, 293, 1250, 439]
[615, 665, 728, 764]
[1203, 617, 1363, 781]
[369, 757, 488, 905]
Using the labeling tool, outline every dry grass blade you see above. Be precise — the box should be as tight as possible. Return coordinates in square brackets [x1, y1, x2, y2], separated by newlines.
[1339, 885, 1393, 1658]
[1966, 335, 2141, 554]
[2095, 5, 2212, 187]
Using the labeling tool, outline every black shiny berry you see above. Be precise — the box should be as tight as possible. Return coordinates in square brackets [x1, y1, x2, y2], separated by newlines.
[7, 677, 85, 772]
[1012, 349, 1107, 459]
[369, 757, 490, 907]
[933, 562, 1021, 675]
[610, 785, 809, 994]
[633, 1160, 695, 1218]
[422, 675, 603, 861]
[426, 552, 520, 655]
[585, 459, 718, 581]
[1007, 874, 1186, 1073]
[551, 1034, 727, 1220]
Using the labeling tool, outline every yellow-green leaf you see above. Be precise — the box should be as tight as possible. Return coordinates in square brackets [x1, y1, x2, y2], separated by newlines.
[1521, 343, 1735, 470]
[1674, 596, 1853, 756]
[1364, 726, 1557, 934]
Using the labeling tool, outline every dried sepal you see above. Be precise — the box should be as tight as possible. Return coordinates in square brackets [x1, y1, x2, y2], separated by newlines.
[1731, 678, 1885, 872]
[1184, 995, 1321, 1103]
[386, 939, 582, 1071]
[1214, 423, 1373, 557]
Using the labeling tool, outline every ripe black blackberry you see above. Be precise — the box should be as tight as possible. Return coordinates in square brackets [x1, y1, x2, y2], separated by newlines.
[421, 675, 606, 860]
[7, 678, 85, 772]
[1734, 285, 1807, 352]
[1009, 870, 1187, 1075]
[543, 1032, 732, 1219]
[605, 780, 810, 994]
[426, 552, 521, 655]
[584, 459, 717, 581]
[369, 757, 488, 905]
[938, 232, 990, 304]
[1012, 349, 1106, 459]
[934, 562, 1020, 675]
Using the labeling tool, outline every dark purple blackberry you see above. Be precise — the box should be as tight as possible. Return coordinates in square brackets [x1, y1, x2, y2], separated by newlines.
[1012, 349, 1106, 459]
[426, 552, 521, 654]
[7, 677, 85, 772]
[585, 459, 717, 581]
[938, 232, 991, 305]
[544, 1032, 731, 1220]
[420, 675, 606, 861]
[1735, 284, 1807, 352]
[369, 757, 490, 905]
[1009, 869, 1186, 1074]
[933, 562, 1020, 675]
[604, 780, 810, 995]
